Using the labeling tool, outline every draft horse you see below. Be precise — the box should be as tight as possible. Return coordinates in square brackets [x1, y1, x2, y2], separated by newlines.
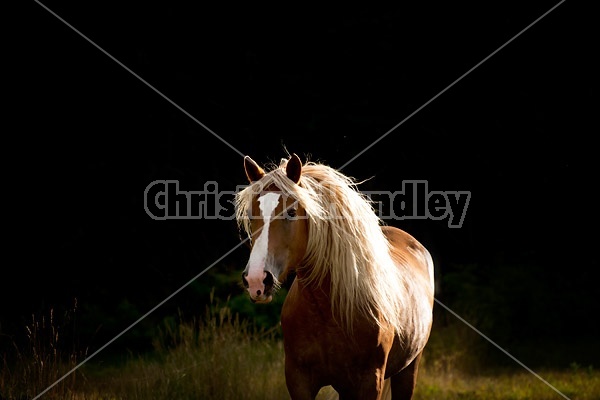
[235, 153, 435, 400]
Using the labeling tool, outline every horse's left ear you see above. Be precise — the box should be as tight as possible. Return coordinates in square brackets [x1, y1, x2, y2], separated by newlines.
[244, 156, 265, 183]
[286, 153, 302, 184]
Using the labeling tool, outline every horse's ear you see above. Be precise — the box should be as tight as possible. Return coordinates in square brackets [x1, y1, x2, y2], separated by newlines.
[286, 153, 302, 184]
[244, 156, 265, 183]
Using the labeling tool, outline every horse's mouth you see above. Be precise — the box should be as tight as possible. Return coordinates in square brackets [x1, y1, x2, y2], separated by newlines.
[250, 294, 273, 304]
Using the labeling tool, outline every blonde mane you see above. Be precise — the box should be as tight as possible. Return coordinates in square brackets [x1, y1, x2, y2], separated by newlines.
[235, 158, 417, 336]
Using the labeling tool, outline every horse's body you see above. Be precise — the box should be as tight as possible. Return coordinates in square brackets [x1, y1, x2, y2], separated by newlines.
[235, 154, 435, 400]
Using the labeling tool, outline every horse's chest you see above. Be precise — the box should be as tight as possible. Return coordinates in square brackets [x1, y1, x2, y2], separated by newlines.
[281, 282, 385, 371]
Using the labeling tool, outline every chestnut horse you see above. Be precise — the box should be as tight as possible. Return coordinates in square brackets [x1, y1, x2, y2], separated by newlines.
[235, 153, 435, 400]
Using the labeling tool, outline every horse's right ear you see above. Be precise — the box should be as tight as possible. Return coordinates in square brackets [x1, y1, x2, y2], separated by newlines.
[244, 156, 265, 183]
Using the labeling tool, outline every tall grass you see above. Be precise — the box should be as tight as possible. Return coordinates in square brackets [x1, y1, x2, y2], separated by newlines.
[0, 299, 87, 400]
[76, 295, 289, 400]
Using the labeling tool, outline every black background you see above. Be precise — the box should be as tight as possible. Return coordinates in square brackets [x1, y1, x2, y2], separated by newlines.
[5, 1, 598, 366]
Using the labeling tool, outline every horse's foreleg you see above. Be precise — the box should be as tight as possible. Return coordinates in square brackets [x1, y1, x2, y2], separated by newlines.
[334, 368, 388, 400]
[389, 352, 422, 400]
[285, 365, 321, 400]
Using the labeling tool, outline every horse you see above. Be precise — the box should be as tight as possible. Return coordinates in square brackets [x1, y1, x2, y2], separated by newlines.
[234, 153, 435, 400]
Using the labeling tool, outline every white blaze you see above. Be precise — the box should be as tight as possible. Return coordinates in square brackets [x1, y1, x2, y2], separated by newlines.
[246, 192, 280, 296]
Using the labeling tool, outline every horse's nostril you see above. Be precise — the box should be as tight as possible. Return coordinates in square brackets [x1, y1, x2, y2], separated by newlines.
[263, 271, 274, 287]
[242, 272, 249, 288]
[257, 290, 261, 295]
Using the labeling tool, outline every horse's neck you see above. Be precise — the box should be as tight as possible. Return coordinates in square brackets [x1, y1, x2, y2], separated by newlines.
[290, 267, 334, 323]
[295, 263, 331, 296]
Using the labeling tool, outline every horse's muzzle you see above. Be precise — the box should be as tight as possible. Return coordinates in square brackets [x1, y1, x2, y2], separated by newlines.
[242, 270, 275, 303]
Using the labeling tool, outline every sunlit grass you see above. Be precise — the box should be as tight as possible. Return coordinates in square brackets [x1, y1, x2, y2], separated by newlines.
[414, 368, 600, 400]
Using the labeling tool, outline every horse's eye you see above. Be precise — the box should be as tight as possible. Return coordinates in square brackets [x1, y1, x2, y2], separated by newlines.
[286, 208, 297, 219]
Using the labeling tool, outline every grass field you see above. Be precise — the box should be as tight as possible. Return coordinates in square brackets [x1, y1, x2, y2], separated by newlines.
[2, 301, 598, 400]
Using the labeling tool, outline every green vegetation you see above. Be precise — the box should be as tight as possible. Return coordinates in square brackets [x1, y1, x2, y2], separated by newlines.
[1, 292, 598, 400]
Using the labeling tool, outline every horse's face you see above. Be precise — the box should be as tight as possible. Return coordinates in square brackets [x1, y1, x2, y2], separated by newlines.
[242, 188, 308, 303]
[241, 154, 308, 303]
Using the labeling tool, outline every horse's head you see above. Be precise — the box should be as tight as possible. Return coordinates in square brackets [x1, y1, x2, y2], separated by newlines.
[238, 154, 309, 303]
